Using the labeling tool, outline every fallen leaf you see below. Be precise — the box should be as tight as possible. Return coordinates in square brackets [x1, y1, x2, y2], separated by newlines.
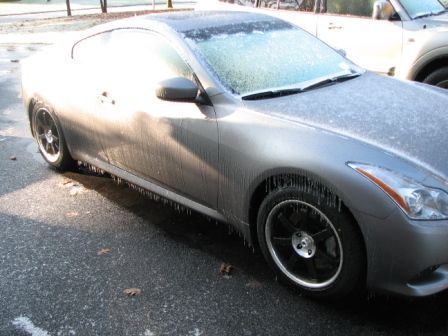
[97, 248, 111, 256]
[66, 211, 78, 218]
[220, 262, 233, 275]
[10, 156, 16, 161]
[124, 288, 141, 297]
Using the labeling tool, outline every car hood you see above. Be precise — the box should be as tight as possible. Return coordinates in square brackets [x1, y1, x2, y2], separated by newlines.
[242, 72, 448, 178]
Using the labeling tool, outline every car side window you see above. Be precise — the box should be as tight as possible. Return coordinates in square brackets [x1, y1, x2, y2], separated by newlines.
[106, 29, 194, 83]
[325, 0, 377, 17]
[260, 0, 314, 11]
[72, 31, 113, 63]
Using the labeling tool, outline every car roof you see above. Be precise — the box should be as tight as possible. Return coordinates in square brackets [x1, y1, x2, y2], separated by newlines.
[80, 10, 289, 41]
[141, 10, 282, 32]
[115, 10, 284, 34]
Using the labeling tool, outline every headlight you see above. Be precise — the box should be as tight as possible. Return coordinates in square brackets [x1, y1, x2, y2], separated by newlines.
[348, 162, 448, 220]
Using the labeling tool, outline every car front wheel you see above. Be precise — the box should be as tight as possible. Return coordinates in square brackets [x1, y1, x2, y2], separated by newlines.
[257, 186, 365, 300]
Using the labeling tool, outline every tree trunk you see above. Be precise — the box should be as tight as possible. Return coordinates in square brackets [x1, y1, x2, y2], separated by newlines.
[167, 0, 173, 8]
[65, 0, 71, 16]
[100, 0, 108, 13]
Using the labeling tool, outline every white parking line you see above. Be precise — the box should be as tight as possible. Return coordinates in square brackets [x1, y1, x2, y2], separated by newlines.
[11, 316, 50, 336]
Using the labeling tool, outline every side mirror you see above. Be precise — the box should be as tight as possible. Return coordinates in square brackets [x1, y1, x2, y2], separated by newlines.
[156, 77, 198, 102]
[372, 0, 395, 20]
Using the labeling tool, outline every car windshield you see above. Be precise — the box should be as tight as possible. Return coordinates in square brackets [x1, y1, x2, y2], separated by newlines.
[183, 20, 357, 96]
[399, 0, 445, 19]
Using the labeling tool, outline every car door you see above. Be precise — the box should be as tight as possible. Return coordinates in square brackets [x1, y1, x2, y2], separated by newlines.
[65, 31, 115, 162]
[316, 0, 403, 75]
[95, 29, 219, 209]
[257, 0, 319, 35]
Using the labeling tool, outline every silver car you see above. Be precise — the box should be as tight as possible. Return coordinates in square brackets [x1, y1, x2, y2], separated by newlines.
[21, 11, 448, 299]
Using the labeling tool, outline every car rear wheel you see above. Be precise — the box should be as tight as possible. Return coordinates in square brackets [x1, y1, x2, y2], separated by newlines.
[423, 67, 448, 89]
[32, 102, 75, 170]
[257, 186, 365, 300]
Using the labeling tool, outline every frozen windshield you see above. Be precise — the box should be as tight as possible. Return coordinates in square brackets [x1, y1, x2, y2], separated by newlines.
[399, 0, 445, 19]
[183, 20, 356, 95]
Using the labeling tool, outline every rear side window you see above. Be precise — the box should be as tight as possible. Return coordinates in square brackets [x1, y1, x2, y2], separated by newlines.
[107, 29, 193, 82]
[72, 29, 193, 83]
[72, 31, 112, 62]
[325, 0, 377, 17]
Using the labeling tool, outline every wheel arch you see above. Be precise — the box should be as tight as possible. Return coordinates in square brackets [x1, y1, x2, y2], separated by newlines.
[413, 56, 448, 82]
[27, 97, 37, 136]
[246, 169, 367, 259]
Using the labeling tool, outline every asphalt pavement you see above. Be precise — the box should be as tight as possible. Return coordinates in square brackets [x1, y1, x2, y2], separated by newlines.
[0, 43, 448, 336]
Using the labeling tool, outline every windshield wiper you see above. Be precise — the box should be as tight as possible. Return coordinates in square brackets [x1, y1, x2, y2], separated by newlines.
[242, 88, 303, 101]
[414, 13, 434, 19]
[413, 10, 446, 19]
[300, 72, 361, 91]
[242, 72, 361, 101]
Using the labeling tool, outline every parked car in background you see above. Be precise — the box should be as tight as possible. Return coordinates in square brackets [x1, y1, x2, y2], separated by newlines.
[197, 0, 448, 88]
[22, 11, 448, 300]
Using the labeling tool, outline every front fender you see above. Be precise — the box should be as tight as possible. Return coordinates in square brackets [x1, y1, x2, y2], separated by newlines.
[396, 30, 448, 80]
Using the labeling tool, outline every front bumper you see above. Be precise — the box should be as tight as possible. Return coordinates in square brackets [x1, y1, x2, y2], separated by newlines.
[355, 209, 448, 297]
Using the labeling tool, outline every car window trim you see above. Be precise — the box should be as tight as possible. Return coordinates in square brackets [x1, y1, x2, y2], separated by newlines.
[71, 29, 114, 60]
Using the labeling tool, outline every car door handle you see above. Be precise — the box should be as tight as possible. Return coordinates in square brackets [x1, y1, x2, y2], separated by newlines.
[328, 23, 343, 30]
[99, 91, 115, 105]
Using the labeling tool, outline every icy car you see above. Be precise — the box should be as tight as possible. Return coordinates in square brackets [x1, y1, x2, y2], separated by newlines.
[22, 11, 448, 299]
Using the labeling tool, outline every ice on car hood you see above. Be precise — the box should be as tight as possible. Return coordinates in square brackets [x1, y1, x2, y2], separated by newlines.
[243, 72, 448, 178]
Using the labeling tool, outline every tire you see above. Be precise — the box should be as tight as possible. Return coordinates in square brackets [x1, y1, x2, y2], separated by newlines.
[31, 101, 76, 171]
[423, 67, 448, 89]
[257, 186, 365, 300]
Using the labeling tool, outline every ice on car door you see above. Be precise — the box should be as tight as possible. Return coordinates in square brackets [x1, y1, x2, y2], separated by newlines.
[96, 29, 219, 209]
[69, 31, 116, 162]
